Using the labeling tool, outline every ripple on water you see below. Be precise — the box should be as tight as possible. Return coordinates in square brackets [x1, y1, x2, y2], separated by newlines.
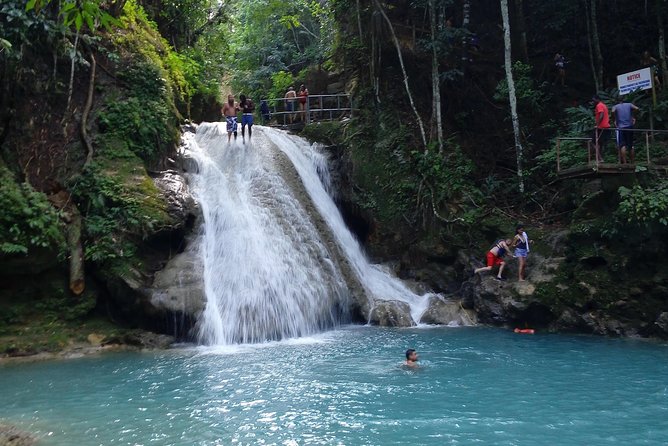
[0, 327, 667, 445]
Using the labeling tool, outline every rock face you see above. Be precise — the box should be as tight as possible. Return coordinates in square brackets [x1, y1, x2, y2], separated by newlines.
[102, 167, 202, 339]
[420, 296, 477, 326]
[368, 300, 415, 327]
[152, 170, 198, 230]
[151, 248, 205, 318]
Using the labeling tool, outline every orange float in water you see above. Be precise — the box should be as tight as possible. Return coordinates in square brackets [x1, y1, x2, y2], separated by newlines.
[514, 328, 535, 334]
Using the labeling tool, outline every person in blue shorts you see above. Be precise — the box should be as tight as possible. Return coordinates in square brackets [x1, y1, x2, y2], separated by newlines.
[222, 94, 239, 143]
[239, 94, 255, 143]
[512, 224, 532, 282]
[612, 97, 639, 164]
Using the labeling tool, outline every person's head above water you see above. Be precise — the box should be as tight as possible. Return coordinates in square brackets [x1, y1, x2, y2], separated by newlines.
[405, 349, 418, 362]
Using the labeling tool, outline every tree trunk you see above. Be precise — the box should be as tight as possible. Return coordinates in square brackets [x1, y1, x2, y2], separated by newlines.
[81, 54, 96, 169]
[429, 0, 443, 152]
[47, 191, 85, 295]
[462, 0, 471, 28]
[657, 1, 668, 85]
[513, 0, 529, 63]
[356, 0, 363, 41]
[584, 0, 600, 92]
[500, 0, 524, 193]
[66, 29, 80, 111]
[373, 0, 427, 149]
[67, 207, 85, 295]
[590, 0, 604, 89]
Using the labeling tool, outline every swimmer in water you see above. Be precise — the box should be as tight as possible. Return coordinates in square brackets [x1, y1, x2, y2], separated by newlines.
[404, 349, 419, 368]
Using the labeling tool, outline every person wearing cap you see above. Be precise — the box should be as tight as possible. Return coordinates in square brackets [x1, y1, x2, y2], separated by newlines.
[512, 224, 532, 282]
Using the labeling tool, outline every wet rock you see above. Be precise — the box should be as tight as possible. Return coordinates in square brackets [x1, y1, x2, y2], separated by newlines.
[419, 296, 477, 326]
[103, 331, 175, 349]
[326, 81, 345, 94]
[0, 423, 37, 446]
[368, 300, 414, 327]
[470, 275, 527, 324]
[152, 170, 198, 228]
[655, 312, 668, 337]
[151, 249, 205, 317]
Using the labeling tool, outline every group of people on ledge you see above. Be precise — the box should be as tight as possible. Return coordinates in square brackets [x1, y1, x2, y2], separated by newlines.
[220, 84, 310, 142]
[474, 225, 532, 282]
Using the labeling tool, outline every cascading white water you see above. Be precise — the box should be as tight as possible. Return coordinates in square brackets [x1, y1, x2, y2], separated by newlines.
[184, 123, 434, 345]
[184, 123, 350, 344]
[262, 127, 432, 322]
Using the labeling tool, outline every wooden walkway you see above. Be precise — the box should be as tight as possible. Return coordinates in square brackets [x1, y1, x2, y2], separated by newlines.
[555, 130, 668, 180]
[557, 163, 637, 180]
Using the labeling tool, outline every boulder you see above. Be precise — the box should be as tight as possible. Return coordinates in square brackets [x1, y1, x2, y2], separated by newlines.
[152, 170, 198, 229]
[655, 312, 668, 337]
[419, 295, 477, 326]
[368, 300, 415, 327]
[151, 248, 206, 317]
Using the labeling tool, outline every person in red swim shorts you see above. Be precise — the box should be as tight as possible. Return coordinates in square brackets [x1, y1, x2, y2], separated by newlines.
[474, 239, 512, 281]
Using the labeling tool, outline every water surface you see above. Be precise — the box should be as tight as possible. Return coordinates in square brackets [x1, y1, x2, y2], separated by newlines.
[1, 327, 667, 445]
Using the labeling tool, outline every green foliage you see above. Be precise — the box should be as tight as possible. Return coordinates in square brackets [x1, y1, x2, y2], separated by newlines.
[26, 0, 120, 32]
[495, 61, 549, 119]
[347, 106, 480, 229]
[616, 183, 668, 226]
[96, 1, 184, 159]
[226, 0, 336, 100]
[413, 146, 482, 225]
[69, 160, 169, 264]
[0, 166, 65, 255]
[269, 71, 295, 101]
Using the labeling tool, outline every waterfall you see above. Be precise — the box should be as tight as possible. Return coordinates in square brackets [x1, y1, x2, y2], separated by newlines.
[184, 124, 432, 345]
[263, 128, 432, 322]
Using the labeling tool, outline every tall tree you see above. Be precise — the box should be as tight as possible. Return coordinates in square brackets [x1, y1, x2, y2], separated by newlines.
[500, 0, 524, 192]
[657, 0, 668, 86]
[584, 0, 600, 91]
[513, 0, 529, 63]
[372, 0, 427, 149]
[590, 0, 604, 90]
[429, 0, 443, 152]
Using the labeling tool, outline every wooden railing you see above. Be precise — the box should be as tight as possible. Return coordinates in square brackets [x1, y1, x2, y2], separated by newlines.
[259, 94, 354, 126]
[555, 128, 668, 178]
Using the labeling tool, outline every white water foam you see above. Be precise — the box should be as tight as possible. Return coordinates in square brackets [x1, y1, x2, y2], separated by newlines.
[259, 127, 433, 322]
[184, 124, 434, 345]
[184, 123, 350, 344]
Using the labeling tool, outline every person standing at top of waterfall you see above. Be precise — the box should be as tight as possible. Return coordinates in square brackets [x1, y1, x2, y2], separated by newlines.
[284, 86, 296, 124]
[298, 84, 309, 122]
[474, 239, 512, 281]
[511, 224, 532, 282]
[592, 95, 610, 163]
[222, 94, 240, 143]
[404, 349, 419, 368]
[239, 94, 255, 143]
[612, 97, 639, 164]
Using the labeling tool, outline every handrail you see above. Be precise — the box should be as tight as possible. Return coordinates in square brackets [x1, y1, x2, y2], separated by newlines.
[260, 93, 354, 126]
[555, 127, 667, 173]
